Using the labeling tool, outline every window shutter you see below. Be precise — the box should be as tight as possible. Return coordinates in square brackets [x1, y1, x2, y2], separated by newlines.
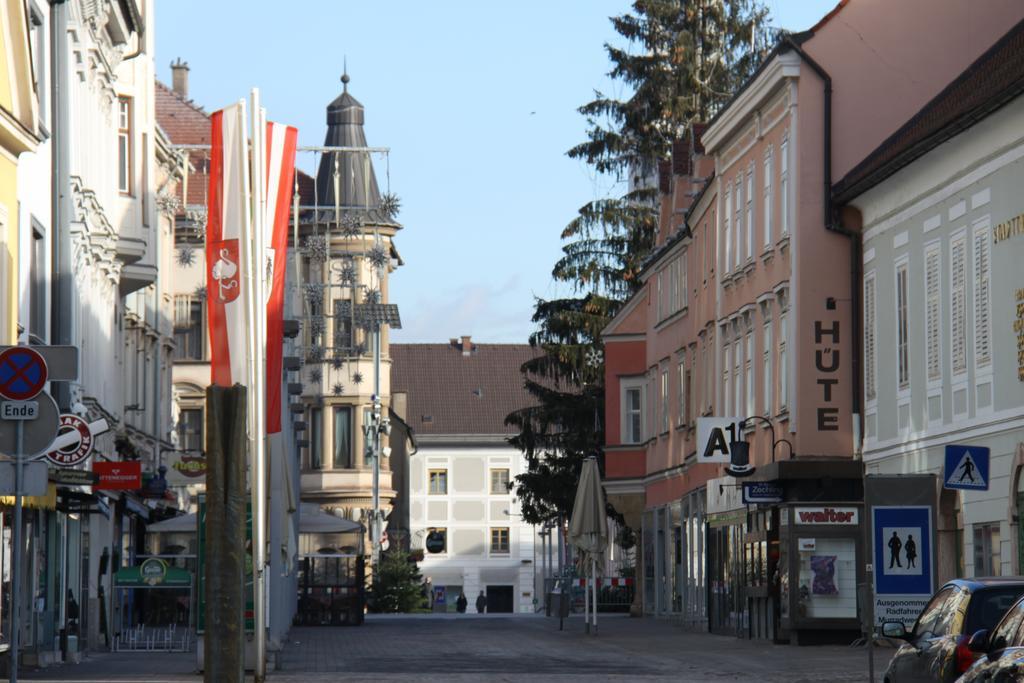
[974, 229, 991, 366]
[951, 237, 966, 374]
[925, 249, 941, 381]
[864, 277, 876, 400]
[174, 294, 192, 327]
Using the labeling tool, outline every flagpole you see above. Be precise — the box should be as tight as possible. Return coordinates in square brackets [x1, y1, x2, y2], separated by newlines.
[249, 89, 268, 683]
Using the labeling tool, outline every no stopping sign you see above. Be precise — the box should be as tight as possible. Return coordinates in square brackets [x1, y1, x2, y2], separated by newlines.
[45, 414, 94, 467]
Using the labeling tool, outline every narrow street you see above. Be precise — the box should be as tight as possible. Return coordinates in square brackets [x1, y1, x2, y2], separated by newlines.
[25, 614, 894, 682]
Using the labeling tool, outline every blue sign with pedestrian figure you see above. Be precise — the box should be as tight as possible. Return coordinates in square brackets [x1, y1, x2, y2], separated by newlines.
[944, 444, 989, 491]
[873, 506, 932, 596]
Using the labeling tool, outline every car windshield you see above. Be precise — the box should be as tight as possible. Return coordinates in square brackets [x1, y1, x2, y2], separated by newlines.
[965, 587, 1024, 634]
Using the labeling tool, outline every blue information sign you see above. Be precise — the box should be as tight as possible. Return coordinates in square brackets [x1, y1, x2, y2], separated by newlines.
[873, 506, 932, 596]
[944, 444, 989, 491]
[742, 481, 784, 504]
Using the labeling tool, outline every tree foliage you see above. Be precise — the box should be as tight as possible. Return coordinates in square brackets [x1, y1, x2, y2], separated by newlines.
[369, 550, 426, 613]
[508, 0, 770, 527]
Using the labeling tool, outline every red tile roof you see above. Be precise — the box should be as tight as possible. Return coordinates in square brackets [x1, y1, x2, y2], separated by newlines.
[155, 80, 316, 211]
[390, 341, 541, 437]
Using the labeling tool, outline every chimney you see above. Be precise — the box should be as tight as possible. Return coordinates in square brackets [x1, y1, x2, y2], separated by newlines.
[171, 58, 189, 98]
[460, 335, 473, 356]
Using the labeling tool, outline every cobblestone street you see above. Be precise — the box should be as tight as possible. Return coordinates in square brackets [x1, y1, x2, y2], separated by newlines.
[25, 614, 895, 682]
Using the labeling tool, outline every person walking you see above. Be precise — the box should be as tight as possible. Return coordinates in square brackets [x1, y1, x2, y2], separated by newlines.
[476, 590, 487, 614]
[905, 534, 917, 569]
[888, 531, 903, 569]
[456, 592, 468, 614]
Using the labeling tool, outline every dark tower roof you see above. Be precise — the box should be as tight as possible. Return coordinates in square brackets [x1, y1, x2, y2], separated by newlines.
[315, 70, 383, 214]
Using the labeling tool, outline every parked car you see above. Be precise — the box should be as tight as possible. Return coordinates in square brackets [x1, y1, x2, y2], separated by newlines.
[956, 592, 1024, 682]
[882, 578, 1024, 683]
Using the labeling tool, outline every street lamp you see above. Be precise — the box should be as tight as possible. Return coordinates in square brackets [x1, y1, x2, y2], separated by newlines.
[726, 415, 794, 478]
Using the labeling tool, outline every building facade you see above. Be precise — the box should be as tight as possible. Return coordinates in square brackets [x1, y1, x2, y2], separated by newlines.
[837, 20, 1024, 583]
[391, 339, 539, 614]
[602, 0, 1024, 644]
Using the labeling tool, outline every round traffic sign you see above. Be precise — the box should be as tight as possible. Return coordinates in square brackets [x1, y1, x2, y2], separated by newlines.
[45, 414, 94, 467]
[0, 347, 48, 401]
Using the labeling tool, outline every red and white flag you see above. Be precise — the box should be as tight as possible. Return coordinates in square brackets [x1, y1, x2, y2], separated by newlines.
[206, 103, 251, 387]
[264, 121, 298, 434]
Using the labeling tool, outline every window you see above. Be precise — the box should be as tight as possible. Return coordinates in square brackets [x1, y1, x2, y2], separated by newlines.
[177, 408, 203, 452]
[334, 300, 353, 353]
[679, 254, 687, 308]
[660, 369, 669, 433]
[490, 527, 510, 554]
[668, 261, 678, 315]
[974, 226, 991, 367]
[864, 275, 876, 401]
[951, 235, 967, 374]
[117, 96, 132, 194]
[745, 167, 754, 261]
[332, 407, 352, 469]
[745, 333, 754, 419]
[429, 469, 448, 495]
[722, 341, 731, 415]
[29, 6, 45, 122]
[656, 271, 664, 321]
[309, 407, 323, 470]
[974, 523, 1001, 576]
[734, 178, 743, 267]
[173, 295, 204, 360]
[490, 469, 510, 494]
[779, 136, 789, 235]
[778, 313, 788, 410]
[896, 261, 909, 389]
[723, 186, 732, 273]
[924, 247, 941, 382]
[912, 587, 956, 639]
[763, 147, 773, 246]
[762, 323, 772, 416]
[733, 340, 742, 417]
[623, 380, 644, 444]
[677, 360, 686, 427]
[984, 595, 1024, 651]
[29, 223, 45, 339]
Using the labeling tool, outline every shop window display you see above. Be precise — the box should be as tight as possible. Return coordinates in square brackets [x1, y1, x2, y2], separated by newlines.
[796, 537, 856, 618]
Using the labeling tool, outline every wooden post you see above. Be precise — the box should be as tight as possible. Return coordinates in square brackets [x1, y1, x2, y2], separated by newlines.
[204, 385, 247, 683]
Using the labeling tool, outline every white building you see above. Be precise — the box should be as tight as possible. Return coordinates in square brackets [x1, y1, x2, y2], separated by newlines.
[836, 23, 1024, 581]
[10, 0, 178, 665]
[391, 338, 540, 614]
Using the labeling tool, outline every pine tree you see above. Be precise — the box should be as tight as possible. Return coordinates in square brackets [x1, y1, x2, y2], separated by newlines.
[369, 549, 426, 613]
[508, 0, 770, 528]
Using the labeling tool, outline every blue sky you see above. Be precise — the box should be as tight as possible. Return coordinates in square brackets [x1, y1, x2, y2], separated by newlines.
[156, 1, 837, 343]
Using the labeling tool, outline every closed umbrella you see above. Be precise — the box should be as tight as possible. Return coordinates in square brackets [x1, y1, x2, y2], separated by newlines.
[569, 456, 608, 634]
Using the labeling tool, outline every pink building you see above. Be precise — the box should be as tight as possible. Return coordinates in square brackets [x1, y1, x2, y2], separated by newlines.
[602, 0, 1024, 643]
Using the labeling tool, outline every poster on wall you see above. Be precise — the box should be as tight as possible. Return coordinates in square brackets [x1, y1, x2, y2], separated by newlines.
[872, 505, 933, 628]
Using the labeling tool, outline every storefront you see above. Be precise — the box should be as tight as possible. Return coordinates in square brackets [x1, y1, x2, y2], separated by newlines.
[641, 487, 706, 627]
[778, 503, 864, 644]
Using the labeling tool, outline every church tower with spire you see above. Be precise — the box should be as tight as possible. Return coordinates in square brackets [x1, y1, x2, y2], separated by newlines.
[294, 68, 403, 551]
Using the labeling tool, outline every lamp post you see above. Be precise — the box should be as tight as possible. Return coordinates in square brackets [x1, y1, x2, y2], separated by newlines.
[727, 416, 794, 478]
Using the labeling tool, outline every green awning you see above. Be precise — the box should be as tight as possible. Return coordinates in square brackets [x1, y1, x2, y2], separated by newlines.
[115, 558, 192, 588]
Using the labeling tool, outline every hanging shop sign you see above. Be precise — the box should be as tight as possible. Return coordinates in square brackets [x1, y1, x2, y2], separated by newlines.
[794, 506, 859, 525]
[165, 451, 208, 486]
[94, 461, 142, 490]
[44, 414, 106, 467]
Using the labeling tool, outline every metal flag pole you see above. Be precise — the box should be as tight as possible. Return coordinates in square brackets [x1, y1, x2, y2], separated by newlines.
[249, 89, 268, 683]
[10, 420, 23, 683]
[371, 327, 381, 566]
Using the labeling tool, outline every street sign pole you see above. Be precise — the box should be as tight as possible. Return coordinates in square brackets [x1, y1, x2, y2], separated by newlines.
[10, 419, 23, 683]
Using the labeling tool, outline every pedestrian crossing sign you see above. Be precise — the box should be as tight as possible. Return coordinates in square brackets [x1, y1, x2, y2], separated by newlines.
[943, 444, 989, 491]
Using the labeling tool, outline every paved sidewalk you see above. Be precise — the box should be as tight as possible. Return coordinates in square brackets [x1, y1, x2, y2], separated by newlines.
[21, 614, 896, 682]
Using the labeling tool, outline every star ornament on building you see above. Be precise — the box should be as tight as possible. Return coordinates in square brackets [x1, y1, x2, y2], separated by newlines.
[367, 244, 389, 270]
[332, 382, 344, 396]
[304, 234, 329, 264]
[176, 247, 196, 268]
[340, 213, 363, 239]
[585, 347, 604, 368]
